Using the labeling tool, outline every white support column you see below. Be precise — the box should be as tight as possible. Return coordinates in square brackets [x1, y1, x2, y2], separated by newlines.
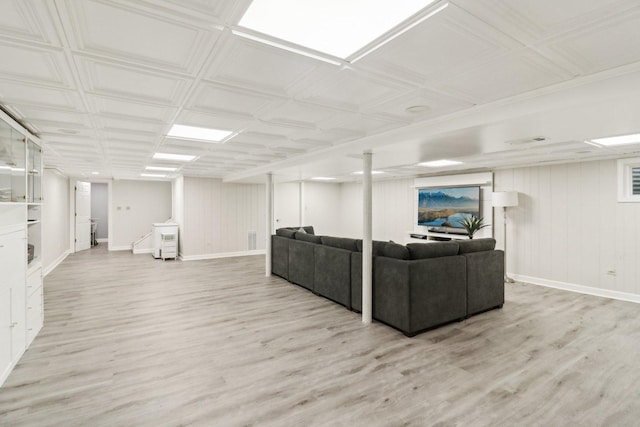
[265, 172, 273, 277]
[362, 151, 373, 324]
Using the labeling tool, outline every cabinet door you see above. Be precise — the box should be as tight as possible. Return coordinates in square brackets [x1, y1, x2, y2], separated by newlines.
[27, 140, 42, 203]
[0, 229, 26, 361]
[0, 287, 12, 382]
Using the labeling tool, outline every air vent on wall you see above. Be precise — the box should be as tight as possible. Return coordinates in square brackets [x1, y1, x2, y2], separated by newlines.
[505, 136, 547, 146]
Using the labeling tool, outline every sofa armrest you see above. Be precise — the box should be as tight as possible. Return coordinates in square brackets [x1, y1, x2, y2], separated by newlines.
[271, 235, 290, 280]
[374, 256, 466, 336]
[464, 250, 504, 316]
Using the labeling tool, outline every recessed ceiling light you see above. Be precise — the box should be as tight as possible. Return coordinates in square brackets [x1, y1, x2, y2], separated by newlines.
[589, 133, 640, 146]
[167, 124, 235, 143]
[418, 160, 463, 167]
[239, 0, 438, 60]
[146, 166, 178, 172]
[91, 171, 99, 175]
[141, 173, 167, 178]
[311, 177, 336, 181]
[153, 153, 197, 162]
[352, 170, 384, 175]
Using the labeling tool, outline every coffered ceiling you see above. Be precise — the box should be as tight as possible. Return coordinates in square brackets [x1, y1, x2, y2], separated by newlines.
[2, 0, 640, 183]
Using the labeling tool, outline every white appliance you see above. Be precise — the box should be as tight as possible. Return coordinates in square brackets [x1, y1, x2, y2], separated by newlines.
[152, 223, 179, 259]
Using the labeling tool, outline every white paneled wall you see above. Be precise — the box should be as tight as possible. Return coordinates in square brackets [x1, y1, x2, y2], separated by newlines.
[495, 159, 640, 300]
[303, 182, 341, 236]
[338, 178, 414, 243]
[42, 169, 70, 275]
[181, 177, 265, 258]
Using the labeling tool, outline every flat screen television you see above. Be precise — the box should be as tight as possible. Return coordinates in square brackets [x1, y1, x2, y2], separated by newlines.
[417, 186, 480, 231]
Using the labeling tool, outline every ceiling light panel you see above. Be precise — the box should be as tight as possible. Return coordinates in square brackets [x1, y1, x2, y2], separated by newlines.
[153, 152, 197, 162]
[418, 159, 463, 167]
[145, 166, 178, 171]
[167, 124, 234, 142]
[238, 0, 436, 59]
[590, 133, 640, 146]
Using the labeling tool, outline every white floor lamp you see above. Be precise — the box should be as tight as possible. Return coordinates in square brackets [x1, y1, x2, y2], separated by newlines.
[492, 191, 519, 283]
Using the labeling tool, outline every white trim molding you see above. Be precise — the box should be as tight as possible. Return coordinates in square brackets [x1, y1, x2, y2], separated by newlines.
[180, 249, 266, 261]
[512, 274, 640, 304]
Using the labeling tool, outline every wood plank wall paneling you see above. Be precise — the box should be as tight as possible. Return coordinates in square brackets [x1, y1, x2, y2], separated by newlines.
[494, 159, 640, 297]
[182, 177, 266, 257]
[338, 178, 414, 243]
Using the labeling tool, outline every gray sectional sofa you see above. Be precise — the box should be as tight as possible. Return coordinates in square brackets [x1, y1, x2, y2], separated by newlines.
[271, 227, 504, 337]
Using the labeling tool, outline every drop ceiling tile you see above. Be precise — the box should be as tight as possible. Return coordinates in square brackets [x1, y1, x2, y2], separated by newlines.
[0, 81, 83, 110]
[175, 109, 252, 132]
[77, 57, 190, 104]
[453, 0, 638, 45]
[62, 0, 219, 73]
[300, 69, 411, 111]
[88, 95, 177, 122]
[0, 41, 73, 87]
[7, 105, 91, 127]
[206, 35, 333, 96]
[328, 113, 404, 136]
[0, 0, 61, 46]
[96, 116, 166, 134]
[187, 82, 281, 117]
[357, 3, 522, 85]
[436, 49, 573, 104]
[538, 9, 640, 75]
[364, 89, 473, 122]
[259, 100, 342, 128]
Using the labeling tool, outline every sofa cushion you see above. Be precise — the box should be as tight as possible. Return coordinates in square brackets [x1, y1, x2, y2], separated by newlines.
[275, 228, 296, 238]
[381, 241, 410, 260]
[295, 232, 322, 244]
[299, 226, 315, 235]
[355, 239, 387, 256]
[321, 236, 359, 252]
[457, 238, 496, 254]
[407, 241, 459, 259]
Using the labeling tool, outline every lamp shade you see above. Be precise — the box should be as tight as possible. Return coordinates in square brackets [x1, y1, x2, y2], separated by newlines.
[492, 191, 519, 207]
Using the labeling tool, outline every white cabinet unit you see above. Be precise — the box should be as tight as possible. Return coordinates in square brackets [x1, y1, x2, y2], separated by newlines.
[152, 223, 178, 259]
[0, 110, 43, 387]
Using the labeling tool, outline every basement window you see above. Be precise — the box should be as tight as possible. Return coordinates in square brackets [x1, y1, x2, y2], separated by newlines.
[617, 158, 640, 202]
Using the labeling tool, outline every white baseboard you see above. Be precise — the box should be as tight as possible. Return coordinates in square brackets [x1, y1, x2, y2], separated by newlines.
[511, 274, 640, 304]
[43, 249, 71, 277]
[180, 249, 266, 261]
[109, 245, 131, 252]
[96, 238, 108, 243]
[132, 248, 153, 255]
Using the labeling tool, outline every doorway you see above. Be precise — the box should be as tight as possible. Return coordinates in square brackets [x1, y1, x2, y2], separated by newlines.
[71, 180, 112, 253]
[90, 183, 108, 246]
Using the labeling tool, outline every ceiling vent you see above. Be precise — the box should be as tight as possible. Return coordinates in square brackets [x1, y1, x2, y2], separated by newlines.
[505, 136, 547, 146]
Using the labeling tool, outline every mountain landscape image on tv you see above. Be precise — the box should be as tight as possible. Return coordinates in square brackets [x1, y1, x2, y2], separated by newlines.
[418, 186, 480, 229]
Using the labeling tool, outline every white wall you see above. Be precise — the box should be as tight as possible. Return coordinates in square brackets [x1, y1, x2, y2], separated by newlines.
[90, 182, 108, 240]
[338, 178, 415, 243]
[42, 169, 70, 274]
[172, 175, 184, 251]
[111, 180, 172, 250]
[494, 159, 640, 301]
[303, 182, 341, 236]
[181, 177, 266, 258]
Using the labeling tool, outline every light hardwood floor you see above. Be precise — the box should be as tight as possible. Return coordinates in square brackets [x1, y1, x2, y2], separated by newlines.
[1, 246, 639, 426]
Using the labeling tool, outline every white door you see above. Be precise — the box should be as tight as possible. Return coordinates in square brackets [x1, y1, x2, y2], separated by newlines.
[75, 181, 91, 252]
[274, 182, 300, 229]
